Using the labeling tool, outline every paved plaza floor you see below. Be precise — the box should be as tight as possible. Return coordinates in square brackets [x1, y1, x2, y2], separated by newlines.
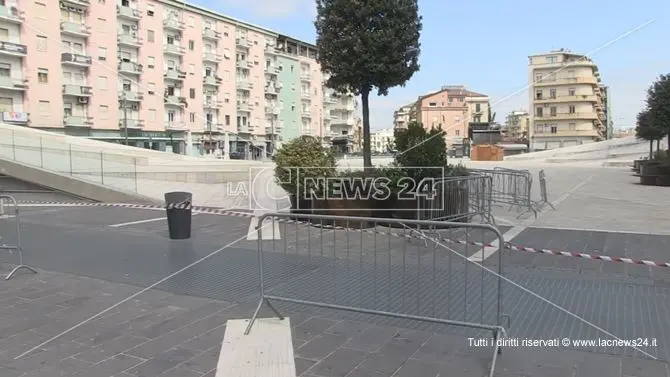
[0, 164, 669, 376]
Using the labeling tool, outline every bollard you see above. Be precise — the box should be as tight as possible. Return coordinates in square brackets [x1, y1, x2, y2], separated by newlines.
[165, 191, 193, 240]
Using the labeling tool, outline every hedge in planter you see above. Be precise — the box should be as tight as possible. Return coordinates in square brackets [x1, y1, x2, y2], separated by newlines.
[274, 136, 336, 216]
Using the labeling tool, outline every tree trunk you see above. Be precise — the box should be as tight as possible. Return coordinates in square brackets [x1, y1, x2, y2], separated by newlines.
[657, 139, 660, 152]
[649, 140, 653, 159]
[361, 88, 372, 168]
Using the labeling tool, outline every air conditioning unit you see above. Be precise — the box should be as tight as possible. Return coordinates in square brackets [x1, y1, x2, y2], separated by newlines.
[78, 97, 88, 104]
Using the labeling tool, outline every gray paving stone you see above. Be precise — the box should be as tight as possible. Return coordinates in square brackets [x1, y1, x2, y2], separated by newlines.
[346, 353, 407, 377]
[4, 340, 88, 372]
[72, 353, 146, 376]
[575, 354, 622, 377]
[309, 348, 367, 377]
[125, 347, 197, 377]
[72, 335, 147, 363]
[295, 357, 317, 375]
[622, 357, 669, 377]
[294, 317, 339, 341]
[379, 329, 433, 356]
[21, 356, 92, 377]
[344, 325, 399, 352]
[157, 365, 204, 377]
[133, 301, 229, 339]
[180, 325, 226, 352]
[180, 345, 221, 374]
[391, 359, 441, 377]
[296, 333, 348, 360]
[407, 333, 464, 363]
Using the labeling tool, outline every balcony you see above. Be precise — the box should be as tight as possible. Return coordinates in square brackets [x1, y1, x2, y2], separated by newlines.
[204, 122, 225, 132]
[0, 5, 23, 24]
[61, 52, 92, 67]
[118, 119, 144, 129]
[165, 121, 187, 130]
[118, 61, 142, 75]
[164, 69, 186, 81]
[61, 0, 90, 7]
[237, 124, 249, 133]
[164, 43, 185, 56]
[119, 90, 143, 102]
[164, 95, 187, 107]
[63, 115, 93, 128]
[116, 5, 141, 20]
[203, 75, 222, 86]
[300, 73, 311, 81]
[235, 59, 253, 69]
[265, 106, 280, 115]
[163, 18, 185, 31]
[118, 33, 142, 48]
[0, 76, 27, 91]
[60, 21, 90, 38]
[301, 92, 310, 99]
[534, 76, 598, 87]
[301, 109, 311, 117]
[62, 84, 93, 96]
[236, 80, 252, 91]
[265, 85, 277, 95]
[534, 94, 598, 104]
[203, 28, 221, 40]
[0, 41, 26, 57]
[204, 99, 222, 109]
[237, 101, 250, 112]
[324, 96, 338, 104]
[534, 129, 599, 137]
[202, 52, 222, 62]
[535, 112, 598, 121]
[235, 37, 253, 48]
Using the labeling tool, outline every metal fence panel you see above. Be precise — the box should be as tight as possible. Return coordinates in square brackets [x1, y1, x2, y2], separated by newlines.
[245, 213, 508, 377]
[470, 168, 537, 218]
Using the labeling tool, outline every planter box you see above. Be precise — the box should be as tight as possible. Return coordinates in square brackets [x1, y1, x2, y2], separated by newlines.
[311, 197, 376, 228]
[640, 175, 658, 185]
[656, 175, 670, 187]
[387, 186, 470, 229]
[289, 194, 313, 221]
[633, 159, 645, 173]
[640, 161, 662, 176]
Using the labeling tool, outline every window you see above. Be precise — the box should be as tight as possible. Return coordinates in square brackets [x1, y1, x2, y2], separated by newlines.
[122, 24, 131, 34]
[97, 76, 107, 90]
[122, 79, 131, 91]
[147, 56, 155, 68]
[0, 97, 12, 112]
[148, 82, 155, 95]
[167, 36, 174, 45]
[455, 130, 460, 136]
[550, 125, 557, 134]
[99, 105, 109, 119]
[428, 102, 437, 107]
[188, 16, 195, 27]
[38, 100, 50, 115]
[189, 112, 195, 122]
[550, 107, 556, 116]
[568, 88, 576, 96]
[204, 67, 212, 76]
[535, 107, 543, 117]
[475, 103, 481, 112]
[147, 4, 154, 16]
[0, 28, 8, 41]
[549, 89, 556, 99]
[535, 74, 543, 83]
[225, 115, 230, 125]
[545, 55, 557, 63]
[569, 123, 576, 130]
[567, 69, 575, 78]
[147, 30, 154, 42]
[167, 111, 175, 122]
[189, 64, 194, 75]
[37, 36, 47, 51]
[98, 47, 106, 60]
[188, 40, 194, 50]
[189, 88, 195, 99]
[568, 105, 576, 114]
[535, 124, 544, 133]
[148, 109, 156, 120]
[38, 68, 48, 83]
[0, 63, 9, 77]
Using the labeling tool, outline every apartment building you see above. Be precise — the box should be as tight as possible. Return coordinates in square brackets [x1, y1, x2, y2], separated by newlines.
[397, 85, 489, 148]
[322, 87, 357, 152]
[0, 0, 353, 158]
[370, 128, 394, 153]
[528, 49, 608, 151]
[503, 110, 530, 139]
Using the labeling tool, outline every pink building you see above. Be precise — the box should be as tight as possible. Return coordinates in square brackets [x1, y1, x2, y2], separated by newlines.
[0, 0, 353, 158]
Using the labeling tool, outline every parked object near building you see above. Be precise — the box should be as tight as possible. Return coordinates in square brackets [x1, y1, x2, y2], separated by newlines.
[528, 49, 608, 151]
[471, 144, 504, 161]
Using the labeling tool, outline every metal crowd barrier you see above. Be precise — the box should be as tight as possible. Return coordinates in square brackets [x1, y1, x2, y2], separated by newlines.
[245, 213, 508, 377]
[416, 175, 495, 225]
[537, 169, 555, 210]
[0, 195, 38, 280]
[470, 168, 537, 218]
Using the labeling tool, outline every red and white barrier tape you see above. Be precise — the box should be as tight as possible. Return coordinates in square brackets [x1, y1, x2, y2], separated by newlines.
[12, 201, 670, 269]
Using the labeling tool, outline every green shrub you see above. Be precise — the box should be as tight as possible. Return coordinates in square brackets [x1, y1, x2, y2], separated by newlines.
[274, 136, 336, 197]
[393, 121, 448, 180]
[653, 149, 668, 161]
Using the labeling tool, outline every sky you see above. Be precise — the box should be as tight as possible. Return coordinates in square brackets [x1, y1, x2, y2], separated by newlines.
[190, 0, 669, 131]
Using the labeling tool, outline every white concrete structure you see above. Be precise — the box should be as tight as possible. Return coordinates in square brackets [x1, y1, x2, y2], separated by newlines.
[370, 128, 394, 153]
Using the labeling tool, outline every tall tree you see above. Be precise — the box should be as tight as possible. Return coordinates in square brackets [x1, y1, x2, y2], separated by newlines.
[635, 109, 664, 158]
[646, 74, 670, 150]
[315, 0, 422, 168]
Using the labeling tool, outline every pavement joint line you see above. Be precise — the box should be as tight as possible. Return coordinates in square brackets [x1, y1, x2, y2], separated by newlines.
[108, 213, 200, 228]
[12, 217, 277, 360]
[469, 175, 594, 263]
[13, 200, 670, 269]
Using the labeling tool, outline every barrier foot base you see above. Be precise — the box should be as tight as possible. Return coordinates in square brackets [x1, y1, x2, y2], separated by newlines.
[244, 297, 284, 336]
[5, 265, 38, 280]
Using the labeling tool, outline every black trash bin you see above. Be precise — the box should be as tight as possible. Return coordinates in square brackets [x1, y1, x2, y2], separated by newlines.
[165, 191, 192, 240]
